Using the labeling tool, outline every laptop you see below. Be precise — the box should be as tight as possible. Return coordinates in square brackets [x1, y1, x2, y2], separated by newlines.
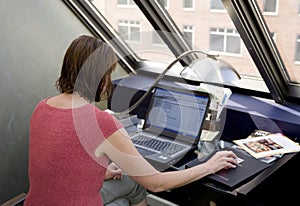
[185, 146, 271, 189]
[131, 84, 211, 171]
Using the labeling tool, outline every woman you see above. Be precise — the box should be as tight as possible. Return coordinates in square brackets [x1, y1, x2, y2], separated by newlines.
[24, 35, 238, 206]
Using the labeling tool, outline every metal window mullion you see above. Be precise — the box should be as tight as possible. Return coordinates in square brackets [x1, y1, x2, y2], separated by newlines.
[223, 0, 288, 103]
[62, 0, 138, 73]
[133, 0, 195, 65]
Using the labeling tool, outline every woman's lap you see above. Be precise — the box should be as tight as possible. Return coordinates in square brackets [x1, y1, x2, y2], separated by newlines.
[100, 175, 147, 205]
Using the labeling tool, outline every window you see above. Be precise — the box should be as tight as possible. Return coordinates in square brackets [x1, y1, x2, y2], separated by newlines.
[183, 0, 194, 10]
[209, 28, 241, 55]
[117, 0, 135, 6]
[152, 32, 165, 45]
[71, 0, 300, 101]
[263, 0, 278, 14]
[295, 35, 300, 62]
[183, 25, 194, 45]
[89, 0, 174, 63]
[118, 20, 141, 42]
[256, 0, 300, 86]
[270, 32, 276, 42]
[157, 0, 169, 9]
[210, 0, 226, 11]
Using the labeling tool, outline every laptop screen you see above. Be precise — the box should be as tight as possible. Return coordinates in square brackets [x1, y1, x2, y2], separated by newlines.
[144, 85, 210, 144]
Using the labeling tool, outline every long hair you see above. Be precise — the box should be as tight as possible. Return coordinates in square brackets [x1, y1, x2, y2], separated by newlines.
[56, 35, 117, 102]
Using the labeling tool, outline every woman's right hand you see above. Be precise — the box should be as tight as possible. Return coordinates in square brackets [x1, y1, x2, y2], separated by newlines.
[204, 150, 239, 174]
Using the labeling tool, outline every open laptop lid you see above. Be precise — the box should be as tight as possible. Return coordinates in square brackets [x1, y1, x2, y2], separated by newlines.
[143, 84, 210, 146]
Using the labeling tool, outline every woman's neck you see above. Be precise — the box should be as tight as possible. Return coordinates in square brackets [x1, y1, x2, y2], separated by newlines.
[46, 93, 89, 109]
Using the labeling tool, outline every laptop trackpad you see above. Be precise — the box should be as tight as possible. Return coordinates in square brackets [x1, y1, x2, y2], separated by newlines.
[136, 147, 156, 156]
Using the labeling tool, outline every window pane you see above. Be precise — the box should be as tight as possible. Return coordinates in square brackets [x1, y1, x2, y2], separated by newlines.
[226, 36, 241, 54]
[184, 0, 194, 8]
[263, 0, 277, 13]
[209, 34, 224, 52]
[257, 0, 300, 84]
[130, 26, 141, 41]
[295, 35, 300, 62]
[152, 32, 165, 44]
[183, 25, 194, 44]
[167, 0, 266, 90]
[210, 0, 225, 10]
[87, 0, 300, 92]
[91, 0, 175, 63]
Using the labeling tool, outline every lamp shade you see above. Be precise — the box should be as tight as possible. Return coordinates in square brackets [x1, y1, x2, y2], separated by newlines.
[180, 57, 241, 84]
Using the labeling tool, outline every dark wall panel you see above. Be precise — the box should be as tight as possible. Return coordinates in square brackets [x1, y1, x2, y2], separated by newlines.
[0, 0, 92, 203]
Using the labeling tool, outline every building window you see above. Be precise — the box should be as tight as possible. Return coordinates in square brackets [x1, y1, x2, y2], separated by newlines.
[209, 28, 241, 55]
[152, 32, 165, 45]
[183, 25, 194, 45]
[183, 0, 194, 10]
[295, 35, 300, 62]
[263, 0, 278, 14]
[118, 20, 141, 42]
[157, 0, 169, 9]
[210, 0, 225, 10]
[270, 32, 276, 42]
[117, 0, 135, 6]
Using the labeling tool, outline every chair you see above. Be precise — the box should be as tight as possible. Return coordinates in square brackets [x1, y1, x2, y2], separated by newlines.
[1, 193, 26, 206]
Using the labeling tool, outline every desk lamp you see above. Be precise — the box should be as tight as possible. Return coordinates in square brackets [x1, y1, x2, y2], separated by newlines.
[180, 54, 241, 84]
[115, 50, 241, 118]
[113, 50, 241, 156]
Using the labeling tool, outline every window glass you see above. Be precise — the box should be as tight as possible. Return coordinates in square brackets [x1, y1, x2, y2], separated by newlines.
[183, 25, 194, 45]
[209, 28, 241, 55]
[117, 20, 141, 42]
[295, 35, 300, 62]
[158, 0, 169, 9]
[90, 0, 175, 63]
[183, 0, 194, 9]
[117, 0, 135, 6]
[89, 0, 300, 90]
[210, 0, 225, 10]
[262, 0, 278, 14]
[257, 0, 300, 84]
[166, 0, 264, 85]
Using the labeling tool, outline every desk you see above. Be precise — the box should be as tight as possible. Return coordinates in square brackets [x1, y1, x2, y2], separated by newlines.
[119, 114, 299, 205]
[152, 150, 299, 206]
[111, 74, 300, 205]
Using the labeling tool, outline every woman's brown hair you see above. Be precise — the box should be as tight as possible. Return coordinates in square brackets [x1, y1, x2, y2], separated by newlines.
[56, 35, 117, 102]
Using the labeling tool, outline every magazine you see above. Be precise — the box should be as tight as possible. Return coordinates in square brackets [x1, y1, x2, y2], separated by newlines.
[243, 130, 285, 163]
[233, 131, 300, 159]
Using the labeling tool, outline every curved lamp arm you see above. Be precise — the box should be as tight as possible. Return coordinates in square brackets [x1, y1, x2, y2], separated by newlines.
[113, 50, 217, 117]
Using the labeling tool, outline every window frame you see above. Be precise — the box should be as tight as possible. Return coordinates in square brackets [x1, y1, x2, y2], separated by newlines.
[209, 27, 242, 56]
[222, 0, 300, 103]
[118, 20, 142, 43]
[295, 34, 300, 63]
[62, 0, 139, 74]
[210, 0, 227, 12]
[183, 0, 195, 11]
[262, 0, 279, 16]
[64, 0, 300, 104]
[182, 25, 194, 47]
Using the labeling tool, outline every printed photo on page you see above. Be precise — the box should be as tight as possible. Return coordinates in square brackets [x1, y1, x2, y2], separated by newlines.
[233, 133, 300, 159]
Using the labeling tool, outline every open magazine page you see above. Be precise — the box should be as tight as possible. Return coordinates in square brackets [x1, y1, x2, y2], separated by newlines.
[243, 130, 283, 163]
[233, 131, 300, 159]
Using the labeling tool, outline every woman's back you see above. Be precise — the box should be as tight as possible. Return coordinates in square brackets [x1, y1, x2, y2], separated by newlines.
[24, 98, 111, 206]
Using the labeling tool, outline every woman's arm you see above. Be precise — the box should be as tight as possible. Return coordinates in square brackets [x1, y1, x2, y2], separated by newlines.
[95, 128, 238, 193]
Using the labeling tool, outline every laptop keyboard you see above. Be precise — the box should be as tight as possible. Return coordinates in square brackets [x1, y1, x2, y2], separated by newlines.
[132, 135, 186, 156]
